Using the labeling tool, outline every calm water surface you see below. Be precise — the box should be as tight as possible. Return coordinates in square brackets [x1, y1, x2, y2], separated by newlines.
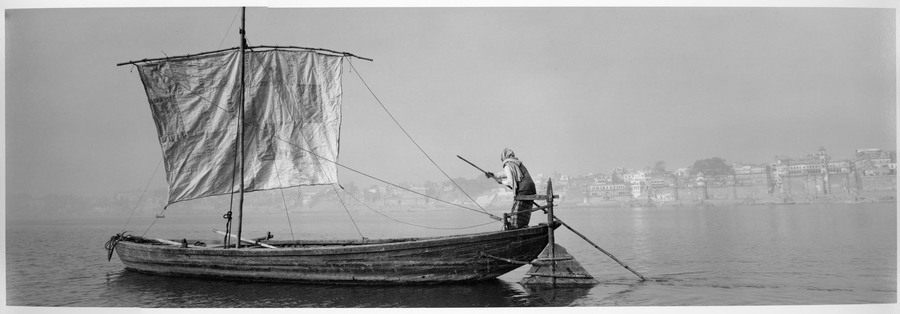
[6, 203, 896, 307]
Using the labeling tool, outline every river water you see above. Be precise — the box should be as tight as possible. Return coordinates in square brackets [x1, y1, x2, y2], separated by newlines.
[5, 202, 896, 308]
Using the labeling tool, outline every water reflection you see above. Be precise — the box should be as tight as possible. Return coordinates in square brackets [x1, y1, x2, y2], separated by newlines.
[103, 269, 593, 307]
[520, 285, 593, 305]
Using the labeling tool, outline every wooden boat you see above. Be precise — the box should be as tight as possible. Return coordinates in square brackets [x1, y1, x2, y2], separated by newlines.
[114, 225, 549, 284]
[106, 8, 555, 284]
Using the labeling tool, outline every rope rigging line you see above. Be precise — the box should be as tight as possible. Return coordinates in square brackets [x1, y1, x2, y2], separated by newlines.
[119, 159, 163, 234]
[174, 81, 237, 116]
[262, 51, 365, 239]
[346, 59, 494, 217]
[137, 167, 178, 238]
[337, 187, 498, 230]
[126, 49, 501, 240]
[332, 184, 365, 239]
[272, 135, 501, 221]
[296, 136, 365, 239]
[273, 167, 297, 241]
[217, 9, 241, 50]
[142, 212, 162, 238]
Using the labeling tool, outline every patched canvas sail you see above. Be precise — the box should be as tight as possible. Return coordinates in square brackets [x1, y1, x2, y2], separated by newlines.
[137, 49, 343, 205]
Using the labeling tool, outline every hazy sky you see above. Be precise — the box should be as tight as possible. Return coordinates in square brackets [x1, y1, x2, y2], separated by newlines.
[5, 5, 896, 197]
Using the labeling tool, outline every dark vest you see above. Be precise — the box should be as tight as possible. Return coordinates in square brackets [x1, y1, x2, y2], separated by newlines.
[515, 163, 536, 195]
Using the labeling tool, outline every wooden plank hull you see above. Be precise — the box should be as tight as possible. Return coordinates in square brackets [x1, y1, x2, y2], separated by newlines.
[114, 225, 549, 284]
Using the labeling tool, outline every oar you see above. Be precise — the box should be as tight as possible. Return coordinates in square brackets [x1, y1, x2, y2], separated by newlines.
[213, 229, 278, 249]
[556, 218, 647, 281]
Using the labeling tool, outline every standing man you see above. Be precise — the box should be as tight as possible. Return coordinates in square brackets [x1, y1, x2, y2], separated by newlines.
[486, 148, 536, 229]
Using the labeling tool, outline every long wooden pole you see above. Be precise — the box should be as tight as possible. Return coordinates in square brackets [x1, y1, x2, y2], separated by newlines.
[215, 230, 277, 249]
[235, 7, 247, 249]
[556, 218, 647, 281]
[546, 179, 556, 287]
[116, 46, 371, 67]
[457, 155, 490, 175]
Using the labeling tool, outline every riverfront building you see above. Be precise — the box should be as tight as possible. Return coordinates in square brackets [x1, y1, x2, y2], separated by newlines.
[576, 147, 895, 206]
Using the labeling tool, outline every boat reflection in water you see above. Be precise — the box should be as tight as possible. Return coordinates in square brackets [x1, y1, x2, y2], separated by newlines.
[520, 285, 594, 306]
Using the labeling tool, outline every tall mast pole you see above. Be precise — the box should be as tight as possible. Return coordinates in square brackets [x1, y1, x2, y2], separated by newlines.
[235, 6, 247, 249]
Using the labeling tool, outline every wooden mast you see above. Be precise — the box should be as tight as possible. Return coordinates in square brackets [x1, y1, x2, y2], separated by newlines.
[235, 7, 247, 249]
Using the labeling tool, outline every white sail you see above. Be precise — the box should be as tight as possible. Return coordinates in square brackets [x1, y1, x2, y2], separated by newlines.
[137, 49, 343, 205]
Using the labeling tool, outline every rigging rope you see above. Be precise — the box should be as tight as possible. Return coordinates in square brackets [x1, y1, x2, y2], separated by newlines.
[258, 49, 366, 240]
[346, 59, 494, 217]
[273, 167, 297, 241]
[337, 187, 498, 230]
[119, 159, 163, 234]
[332, 184, 365, 239]
[217, 10, 241, 50]
[174, 81, 236, 116]
[127, 49, 500, 240]
[141, 212, 162, 238]
[273, 135, 501, 221]
[120, 70, 228, 240]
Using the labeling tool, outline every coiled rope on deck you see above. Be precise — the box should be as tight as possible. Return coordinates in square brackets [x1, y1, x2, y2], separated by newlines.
[105, 232, 138, 261]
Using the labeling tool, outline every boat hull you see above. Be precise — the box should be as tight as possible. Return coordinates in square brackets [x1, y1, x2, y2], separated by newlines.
[114, 225, 549, 284]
